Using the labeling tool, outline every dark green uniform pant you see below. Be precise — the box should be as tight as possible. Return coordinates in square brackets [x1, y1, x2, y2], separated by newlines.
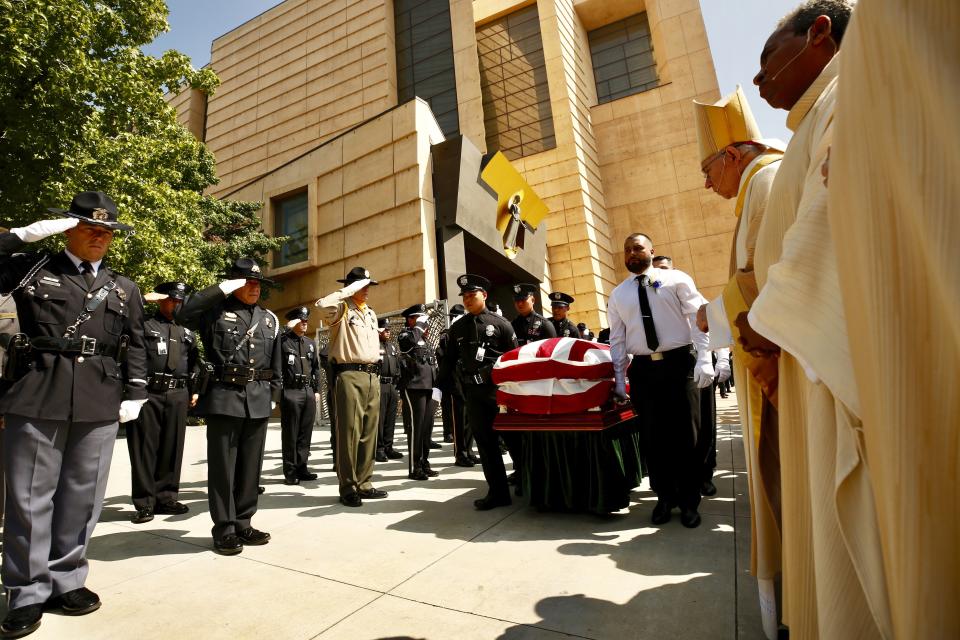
[334, 370, 380, 496]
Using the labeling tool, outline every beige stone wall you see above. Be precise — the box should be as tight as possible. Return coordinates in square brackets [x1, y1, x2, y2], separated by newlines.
[226, 99, 445, 328]
[205, 0, 398, 198]
[167, 87, 206, 140]
[593, 0, 734, 301]
[450, 0, 486, 151]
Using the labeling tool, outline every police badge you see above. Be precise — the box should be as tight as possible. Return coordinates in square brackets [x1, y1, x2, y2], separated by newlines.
[485, 325, 495, 337]
[91, 208, 109, 221]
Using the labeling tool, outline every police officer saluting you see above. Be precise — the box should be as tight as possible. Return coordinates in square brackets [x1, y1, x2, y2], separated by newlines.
[547, 292, 580, 339]
[438, 275, 517, 510]
[375, 318, 403, 463]
[0, 192, 147, 637]
[279, 306, 321, 485]
[129, 281, 199, 525]
[177, 258, 282, 556]
[398, 304, 439, 480]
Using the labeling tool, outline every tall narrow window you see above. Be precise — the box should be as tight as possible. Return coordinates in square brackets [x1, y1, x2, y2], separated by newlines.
[273, 192, 308, 268]
[588, 13, 658, 104]
[477, 4, 555, 160]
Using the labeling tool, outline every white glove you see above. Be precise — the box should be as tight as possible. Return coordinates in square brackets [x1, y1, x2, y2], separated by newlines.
[218, 278, 247, 295]
[431, 387, 442, 403]
[693, 361, 716, 389]
[12, 217, 79, 242]
[415, 315, 429, 328]
[271, 401, 277, 410]
[342, 278, 371, 297]
[118, 399, 148, 423]
[715, 351, 731, 383]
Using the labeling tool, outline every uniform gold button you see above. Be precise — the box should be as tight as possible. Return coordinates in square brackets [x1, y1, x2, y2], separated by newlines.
[86, 293, 93, 299]
[249, 358, 255, 363]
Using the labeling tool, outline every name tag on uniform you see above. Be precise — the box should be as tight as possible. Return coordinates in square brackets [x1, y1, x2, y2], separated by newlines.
[40, 277, 61, 287]
[224, 312, 237, 322]
[475, 346, 485, 362]
[157, 339, 167, 355]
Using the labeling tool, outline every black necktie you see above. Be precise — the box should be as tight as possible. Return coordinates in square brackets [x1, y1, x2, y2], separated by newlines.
[167, 327, 182, 372]
[636, 275, 660, 352]
[79, 261, 95, 288]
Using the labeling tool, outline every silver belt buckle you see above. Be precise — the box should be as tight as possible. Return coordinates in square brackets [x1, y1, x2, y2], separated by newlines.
[247, 368, 257, 382]
[80, 336, 97, 356]
[650, 352, 664, 361]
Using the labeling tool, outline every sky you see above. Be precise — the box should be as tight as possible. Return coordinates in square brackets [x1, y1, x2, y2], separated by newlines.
[143, 0, 799, 142]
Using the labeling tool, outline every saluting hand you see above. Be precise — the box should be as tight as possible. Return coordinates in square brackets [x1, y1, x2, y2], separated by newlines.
[12, 217, 78, 242]
[218, 278, 247, 295]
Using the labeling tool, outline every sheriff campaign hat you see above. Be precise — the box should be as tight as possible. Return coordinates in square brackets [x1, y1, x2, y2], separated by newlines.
[48, 191, 133, 232]
[337, 266, 378, 285]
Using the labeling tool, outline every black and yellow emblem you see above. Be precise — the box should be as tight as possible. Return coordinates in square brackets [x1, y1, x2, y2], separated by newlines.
[480, 152, 548, 259]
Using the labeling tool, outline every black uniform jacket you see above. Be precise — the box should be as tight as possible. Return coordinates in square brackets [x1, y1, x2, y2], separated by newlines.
[397, 326, 437, 391]
[548, 317, 581, 339]
[437, 311, 517, 389]
[280, 329, 320, 393]
[143, 312, 199, 389]
[0, 233, 147, 421]
[511, 311, 557, 346]
[379, 340, 401, 381]
[176, 284, 282, 419]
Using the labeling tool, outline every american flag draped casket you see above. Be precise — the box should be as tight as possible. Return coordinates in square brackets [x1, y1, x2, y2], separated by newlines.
[492, 337, 624, 414]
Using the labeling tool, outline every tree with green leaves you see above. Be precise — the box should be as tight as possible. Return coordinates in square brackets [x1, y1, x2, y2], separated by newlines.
[0, 0, 283, 289]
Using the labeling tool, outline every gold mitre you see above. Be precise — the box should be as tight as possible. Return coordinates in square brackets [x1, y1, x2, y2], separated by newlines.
[693, 86, 762, 163]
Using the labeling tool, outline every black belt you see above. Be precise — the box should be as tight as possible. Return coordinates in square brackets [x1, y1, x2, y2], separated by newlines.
[380, 375, 396, 384]
[460, 369, 493, 386]
[631, 344, 693, 363]
[334, 362, 379, 375]
[284, 379, 311, 389]
[215, 365, 274, 386]
[30, 335, 115, 357]
[147, 374, 189, 392]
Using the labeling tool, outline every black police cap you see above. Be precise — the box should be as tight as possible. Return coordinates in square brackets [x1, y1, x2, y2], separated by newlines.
[549, 291, 574, 306]
[457, 274, 490, 294]
[512, 283, 538, 300]
[153, 281, 189, 300]
[448, 303, 465, 317]
[285, 306, 310, 321]
[401, 303, 427, 318]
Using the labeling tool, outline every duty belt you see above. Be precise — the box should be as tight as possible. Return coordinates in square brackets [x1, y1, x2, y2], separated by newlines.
[284, 373, 310, 389]
[379, 375, 396, 384]
[334, 362, 380, 375]
[215, 364, 274, 386]
[147, 373, 189, 392]
[461, 368, 493, 386]
[30, 335, 117, 358]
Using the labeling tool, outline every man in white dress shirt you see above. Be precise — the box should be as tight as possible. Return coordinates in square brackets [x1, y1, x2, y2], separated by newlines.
[609, 233, 714, 528]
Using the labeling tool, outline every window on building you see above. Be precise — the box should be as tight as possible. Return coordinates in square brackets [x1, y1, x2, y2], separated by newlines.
[588, 12, 658, 104]
[273, 191, 308, 268]
[395, 0, 459, 138]
[477, 4, 555, 160]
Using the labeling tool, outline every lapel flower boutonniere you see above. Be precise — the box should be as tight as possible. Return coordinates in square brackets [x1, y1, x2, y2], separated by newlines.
[640, 275, 662, 293]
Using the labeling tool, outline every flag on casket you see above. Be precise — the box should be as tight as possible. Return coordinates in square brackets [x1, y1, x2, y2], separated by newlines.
[492, 337, 621, 414]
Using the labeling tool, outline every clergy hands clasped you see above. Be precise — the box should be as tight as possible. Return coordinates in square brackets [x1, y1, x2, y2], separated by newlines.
[734, 312, 780, 357]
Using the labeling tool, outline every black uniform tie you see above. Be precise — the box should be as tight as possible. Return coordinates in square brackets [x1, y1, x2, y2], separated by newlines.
[635, 275, 660, 352]
[79, 261, 95, 288]
[167, 329, 182, 372]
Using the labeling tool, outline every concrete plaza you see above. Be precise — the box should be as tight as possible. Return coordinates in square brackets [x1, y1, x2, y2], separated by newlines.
[3, 392, 765, 639]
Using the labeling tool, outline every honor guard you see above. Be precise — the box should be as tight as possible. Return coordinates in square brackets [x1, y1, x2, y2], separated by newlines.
[511, 283, 557, 345]
[315, 267, 388, 507]
[177, 257, 282, 556]
[279, 306, 321, 485]
[398, 304, 440, 480]
[547, 292, 581, 339]
[128, 281, 199, 525]
[375, 318, 403, 462]
[0, 192, 148, 636]
[437, 304, 479, 467]
[437, 275, 518, 510]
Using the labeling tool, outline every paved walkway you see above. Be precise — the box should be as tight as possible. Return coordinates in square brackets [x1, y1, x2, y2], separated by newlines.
[3, 392, 765, 639]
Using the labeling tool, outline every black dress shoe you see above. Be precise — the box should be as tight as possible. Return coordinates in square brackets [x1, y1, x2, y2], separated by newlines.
[681, 507, 702, 529]
[154, 501, 189, 515]
[297, 471, 318, 481]
[701, 479, 718, 496]
[375, 451, 388, 462]
[651, 501, 672, 525]
[283, 477, 300, 486]
[454, 456, 475, 467]
[258, 486, 265, 494]
[340, 493, 363, 507]
[423, 467, 439, 477]
[214, 534, 243, 555]
[442, 434, 454, 443]
[48, 587, 101, 616]
[0, 604, 42, 638]
[428, 441, 442, 449]
[468, 454, 482, 465]
[237, 527, 271, 545]
[131, 507, 154, 524]
[385, 448, 403, 459]
[408, 469, 429, 481]
[474, 495, 512, 511]
[358, 488, 388, 499]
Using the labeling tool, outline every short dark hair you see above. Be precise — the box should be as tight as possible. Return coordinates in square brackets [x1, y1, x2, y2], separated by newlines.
[652, 255, 672, 264]
[625, 233, 653, 247]
[780, 0, 855, 45]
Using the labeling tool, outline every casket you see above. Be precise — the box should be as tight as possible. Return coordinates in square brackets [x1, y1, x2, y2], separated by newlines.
[494, 403, 635, 432]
